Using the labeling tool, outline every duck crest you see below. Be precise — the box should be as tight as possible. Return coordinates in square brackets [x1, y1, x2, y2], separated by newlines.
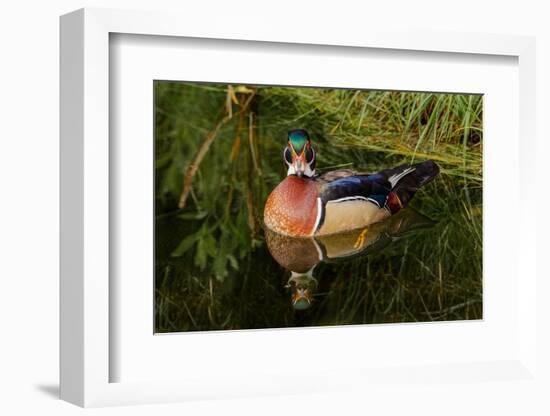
[263, 175, 319, 237]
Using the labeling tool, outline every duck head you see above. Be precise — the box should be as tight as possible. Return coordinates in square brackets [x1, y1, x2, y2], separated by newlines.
[286, 270, 318, 311]
[284, 129, 316, 178]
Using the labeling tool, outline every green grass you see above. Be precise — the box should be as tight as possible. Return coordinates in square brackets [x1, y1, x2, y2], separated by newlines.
[154, 81, 482, 332]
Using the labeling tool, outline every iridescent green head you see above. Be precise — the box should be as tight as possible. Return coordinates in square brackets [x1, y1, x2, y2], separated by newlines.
[284, 129, 316, 177]
[288, 129, 309, 154]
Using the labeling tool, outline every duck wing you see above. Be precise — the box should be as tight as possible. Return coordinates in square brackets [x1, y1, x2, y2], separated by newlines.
[312, 162, 439, 235]
[318, 173, 392, 208]
[317, 161, 439, 208]
[315, 169, 359, 184]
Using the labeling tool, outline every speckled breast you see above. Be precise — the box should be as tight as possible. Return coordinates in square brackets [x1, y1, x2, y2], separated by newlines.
[264, 229, 321, 272]
[263, 176, 319, 237]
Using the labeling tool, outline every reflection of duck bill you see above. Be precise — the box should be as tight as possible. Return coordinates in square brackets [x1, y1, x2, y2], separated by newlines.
[292, 288, 312, 310]
[287, 271, 318, 311]
[265, 209, 434, 272]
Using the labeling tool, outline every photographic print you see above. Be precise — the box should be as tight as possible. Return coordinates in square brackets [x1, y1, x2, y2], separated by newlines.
[154, 82, 482, 332]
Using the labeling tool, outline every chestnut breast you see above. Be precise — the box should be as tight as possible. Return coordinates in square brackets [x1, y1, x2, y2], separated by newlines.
[263, 176, 319, 237]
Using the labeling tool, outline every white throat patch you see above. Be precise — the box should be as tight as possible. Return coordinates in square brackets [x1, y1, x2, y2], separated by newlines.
[286, 164, 316, 177]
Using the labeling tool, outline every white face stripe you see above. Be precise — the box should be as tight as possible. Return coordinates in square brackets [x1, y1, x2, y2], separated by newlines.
[284, 143, 316, 177]
[309, 146, 316, 168]
[286, 164, 296, 176]
[303, 163, 316, 177]
[286, 157, 316, 177]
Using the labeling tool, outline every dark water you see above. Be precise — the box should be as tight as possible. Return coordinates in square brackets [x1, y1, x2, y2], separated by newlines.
[155, 205, 482, 332]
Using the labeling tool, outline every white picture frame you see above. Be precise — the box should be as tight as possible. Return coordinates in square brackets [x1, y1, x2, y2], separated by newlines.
[60, 7, 538, 408]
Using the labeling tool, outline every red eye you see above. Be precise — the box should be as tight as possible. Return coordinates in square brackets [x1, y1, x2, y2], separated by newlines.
[304, 147, 314, 163]
[284, 148, 293, 164]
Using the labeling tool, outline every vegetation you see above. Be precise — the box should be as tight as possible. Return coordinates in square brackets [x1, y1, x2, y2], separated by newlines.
[154, 81, 483, 332]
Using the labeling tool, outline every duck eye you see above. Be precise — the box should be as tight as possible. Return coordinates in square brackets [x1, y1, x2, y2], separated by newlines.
[284, 148, 293, 164]
[304, 146, 314, 163]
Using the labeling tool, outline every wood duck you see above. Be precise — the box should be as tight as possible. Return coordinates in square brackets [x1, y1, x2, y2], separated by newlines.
[263, 129, 440, 237]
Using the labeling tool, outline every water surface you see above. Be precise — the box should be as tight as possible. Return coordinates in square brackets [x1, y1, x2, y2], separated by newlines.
[155, 203, 482, 332]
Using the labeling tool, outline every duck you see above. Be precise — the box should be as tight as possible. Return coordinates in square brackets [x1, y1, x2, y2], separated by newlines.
[263, 129, 440, 237]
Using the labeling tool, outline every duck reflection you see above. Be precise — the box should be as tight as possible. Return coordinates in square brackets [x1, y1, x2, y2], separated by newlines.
[265, 209, 435, 310]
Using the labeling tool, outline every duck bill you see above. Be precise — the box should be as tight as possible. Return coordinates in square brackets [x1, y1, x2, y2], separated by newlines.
[292, 288, 311, 304]
[292, 154, 306, 177]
